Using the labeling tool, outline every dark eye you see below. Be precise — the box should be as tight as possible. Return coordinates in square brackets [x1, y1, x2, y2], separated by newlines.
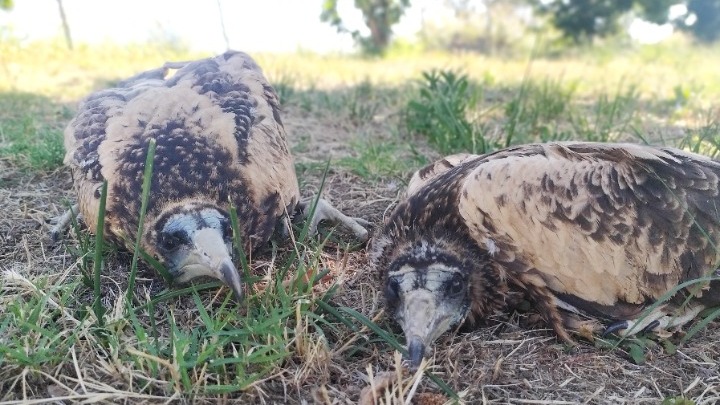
[159, 230, 187, 252]
[220, 218, 233, 239]
[446, 274, 464, 297]
[385, 276, 401, 303]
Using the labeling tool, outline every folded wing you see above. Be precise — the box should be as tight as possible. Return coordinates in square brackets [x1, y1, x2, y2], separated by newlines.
[457, 142, 720, 317]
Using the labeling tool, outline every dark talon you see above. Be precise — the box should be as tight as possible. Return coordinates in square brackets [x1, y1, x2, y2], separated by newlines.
[602, 320, 629, 337]
[640, 319, 660, 334]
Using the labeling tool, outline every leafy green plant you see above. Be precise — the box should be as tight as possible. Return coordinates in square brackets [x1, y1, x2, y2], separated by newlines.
[405, 69, 491, 154]
[662, 397, 696, 405]
[596, 335, 656, 365]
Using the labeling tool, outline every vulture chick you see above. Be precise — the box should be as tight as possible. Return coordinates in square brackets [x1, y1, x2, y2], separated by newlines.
[60, 51, 368, 299]
[371, 142, 720, 368]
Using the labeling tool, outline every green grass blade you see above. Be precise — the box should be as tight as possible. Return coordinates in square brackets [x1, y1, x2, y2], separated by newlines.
[613, 274, 720, 346]
[315, 299, 359, 332]
[126, 138, 157, 304]
[139, 281, 225, 310]
[140, 250, 172, 283]
[680, 306, 720, 345]
[298, 160, 331, 244]
[192, 289, 215, 332]
[228, 203, 250, 280]
[203, 384, 246, 394]
[92, 180, 108, 323]
[148, 300, 161, 359]
[339, 306, 405, 353]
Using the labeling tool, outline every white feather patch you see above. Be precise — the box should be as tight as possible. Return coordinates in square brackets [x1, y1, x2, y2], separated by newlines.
[554, 297, 581, 314]
[485, 238, 499, 256]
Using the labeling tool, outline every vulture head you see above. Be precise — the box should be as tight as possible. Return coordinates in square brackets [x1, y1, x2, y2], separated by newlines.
[382, 239, 477, 368]
[149, 203, 243, 300]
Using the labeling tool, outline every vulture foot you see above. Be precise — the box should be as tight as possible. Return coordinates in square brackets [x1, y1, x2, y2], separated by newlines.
[602, 304, 705, 338]
[49, 203, 81, 243]
[298, 198, 370, 242]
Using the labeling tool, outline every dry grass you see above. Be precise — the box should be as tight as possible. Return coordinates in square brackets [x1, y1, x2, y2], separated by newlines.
[2, 39, 720, 404]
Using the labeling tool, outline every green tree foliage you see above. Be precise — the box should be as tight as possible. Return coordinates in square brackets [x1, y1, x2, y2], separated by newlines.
[682, 0, 720, 43]
[1, 0, 13, 10]
[538, 0, 633, 43]
[321, 0, 411, 54]
[531, 0, 675, 43]
[637, 0, 677, 24]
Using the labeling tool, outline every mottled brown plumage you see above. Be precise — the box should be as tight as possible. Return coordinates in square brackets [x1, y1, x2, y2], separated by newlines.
[371, 142, 720, 367]
[62, 51, 368, 299]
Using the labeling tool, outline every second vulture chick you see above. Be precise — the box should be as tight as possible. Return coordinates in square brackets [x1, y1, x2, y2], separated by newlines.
[59, 51, 369, 300]
[371, 142, 720, 368]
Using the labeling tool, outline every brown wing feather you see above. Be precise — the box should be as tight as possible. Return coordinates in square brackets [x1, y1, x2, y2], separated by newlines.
[458, 142, 720, 317]
[64, 51, 298, 255]
[406, 153, 475, 197]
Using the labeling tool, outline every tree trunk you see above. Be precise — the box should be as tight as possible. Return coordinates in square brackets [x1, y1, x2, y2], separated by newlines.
[362, 0, 390, 53]
[215, 0, 230, 51]
[367, 16, 389, 51]
[56, 0, 73, 50]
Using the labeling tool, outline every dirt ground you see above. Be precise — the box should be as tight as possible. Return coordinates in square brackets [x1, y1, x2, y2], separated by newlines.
[2, 99, 720, 405]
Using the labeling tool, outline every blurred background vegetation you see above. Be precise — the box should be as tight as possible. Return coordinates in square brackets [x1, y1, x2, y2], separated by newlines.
[1, 0, 719, 168]
[328, 0, 720, 54]
[2, 0, 720, 56]
[318, 0, 720, 55]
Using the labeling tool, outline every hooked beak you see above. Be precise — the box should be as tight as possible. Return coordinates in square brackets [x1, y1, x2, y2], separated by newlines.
[400, 290, 455, 369]
[407, 336, 426, 369]
[215, 257, 244, 301]
[177, 228, 244, 300]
